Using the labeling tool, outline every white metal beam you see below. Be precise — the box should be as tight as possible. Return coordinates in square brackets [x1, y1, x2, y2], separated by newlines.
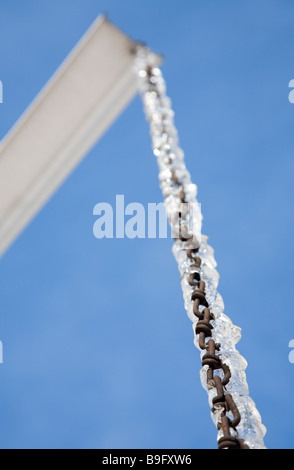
[0, 15, 147, 256]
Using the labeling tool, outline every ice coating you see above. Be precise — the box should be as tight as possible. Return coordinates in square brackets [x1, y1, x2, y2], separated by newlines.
[136, 45, 266, 449]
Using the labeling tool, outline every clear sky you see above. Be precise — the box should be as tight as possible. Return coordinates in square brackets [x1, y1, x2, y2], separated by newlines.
[0, 0, 294, 449]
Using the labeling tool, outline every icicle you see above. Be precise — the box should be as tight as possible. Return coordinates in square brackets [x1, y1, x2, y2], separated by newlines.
[135, 45, 266, 449]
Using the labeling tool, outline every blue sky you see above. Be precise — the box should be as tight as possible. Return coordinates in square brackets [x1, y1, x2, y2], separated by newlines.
[0, 0, 294, 449]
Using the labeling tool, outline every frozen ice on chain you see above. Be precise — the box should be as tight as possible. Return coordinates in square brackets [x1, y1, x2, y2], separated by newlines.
[136, 45, 266, 449]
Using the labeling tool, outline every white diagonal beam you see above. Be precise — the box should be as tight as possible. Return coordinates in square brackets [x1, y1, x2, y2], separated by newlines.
[0, 15, 153, 256]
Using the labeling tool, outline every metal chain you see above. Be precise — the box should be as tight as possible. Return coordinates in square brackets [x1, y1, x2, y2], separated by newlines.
[187, 249, 249, 449]
[172, 168, 248, 449]
[136, 46, 266, 449]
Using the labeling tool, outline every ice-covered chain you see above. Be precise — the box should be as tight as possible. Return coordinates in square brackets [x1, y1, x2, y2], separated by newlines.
[135, 46, 266, 449]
